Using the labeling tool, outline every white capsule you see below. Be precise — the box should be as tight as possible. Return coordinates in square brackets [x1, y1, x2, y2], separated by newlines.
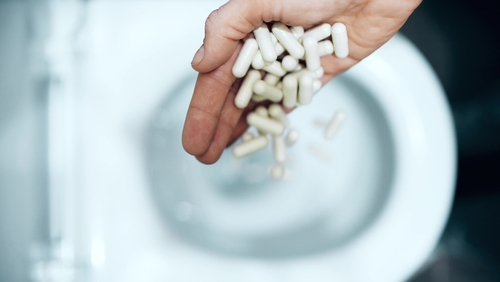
[251, 52, 264, 69]
[264, 73, 280, 86]
[318, 40, 334, 56]
[325, 110, 346, 139]
[332, 23, 349, 59]
[308, 144, 332, 162]
[303, 23, 331, 42]
[262, 61, 287, 77]
[290, 26, 304, 40]
[252, 107, 268, 136]
[282, 74, 298, 109]
[286, 68, 306, 79]
[252, 51, 269, 69]
[232, 135, 269, 158]
[282, 55, 299, 72]
[285, 129, 300, 146]
[270, 164, 284, 180]
[255, 105, 268, 117]
[232, 38, 259, 78]
[241, 132, 254, 142]
[234, 70, 261, 109]
[275, 81, 283, 90]
[272, 135, 287, 163]
[303, 36, 321, 71]
[252, 94, 267, 102]
[253, 23, 277, 63]
[300, 41, 334, 60]
[313, 79, 322, 93]
[275, 42, 286, 56]
[315, 67, 324, 78]
[298, 73, 314, 105]
[268, 104, 289, 127]
[271, 22, 305, 59]
[247, 112, 285, 136]
[293, 64, 303, 72]
[254, 107, 269, 136]
[253, 80, 283, 102]
[270, 33, 278, 44]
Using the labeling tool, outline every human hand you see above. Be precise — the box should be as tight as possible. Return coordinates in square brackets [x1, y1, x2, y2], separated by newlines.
[182, 0, 421, 164]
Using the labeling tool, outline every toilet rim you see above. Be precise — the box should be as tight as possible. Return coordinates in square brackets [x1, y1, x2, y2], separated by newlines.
[151, 34, 456, 282]
[77, 2, 456, 279]
[275, 34, 456, 281]
[150, 34, 456, 282]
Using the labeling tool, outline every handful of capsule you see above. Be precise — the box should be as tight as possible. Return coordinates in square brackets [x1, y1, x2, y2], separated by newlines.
[231, 21, 349, 179]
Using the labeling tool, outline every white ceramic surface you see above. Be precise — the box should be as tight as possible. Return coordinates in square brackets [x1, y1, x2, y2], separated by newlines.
[69, 1, 456, 281]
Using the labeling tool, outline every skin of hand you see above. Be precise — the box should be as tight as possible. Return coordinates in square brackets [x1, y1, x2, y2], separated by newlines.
[182, 0, 422, 164]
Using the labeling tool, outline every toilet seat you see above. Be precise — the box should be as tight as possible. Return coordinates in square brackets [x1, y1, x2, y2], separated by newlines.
[74, 2, 456, 281]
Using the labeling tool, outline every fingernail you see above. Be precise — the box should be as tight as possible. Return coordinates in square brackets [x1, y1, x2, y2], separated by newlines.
[191, 45, 205, 66]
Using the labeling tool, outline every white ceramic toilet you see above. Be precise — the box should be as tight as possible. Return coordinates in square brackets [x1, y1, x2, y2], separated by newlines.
[42, 1, 456, 281]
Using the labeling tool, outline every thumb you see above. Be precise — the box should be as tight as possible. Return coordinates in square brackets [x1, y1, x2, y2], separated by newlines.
[191, 0, 269, 73]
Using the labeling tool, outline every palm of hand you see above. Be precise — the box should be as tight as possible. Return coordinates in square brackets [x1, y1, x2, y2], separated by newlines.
[182, 0, 421, 164]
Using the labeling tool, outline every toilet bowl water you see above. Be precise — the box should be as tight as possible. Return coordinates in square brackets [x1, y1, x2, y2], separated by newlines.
[75, 2, 455, 281]
[147, 33, 455, 281]
[149, 72, 396, 258]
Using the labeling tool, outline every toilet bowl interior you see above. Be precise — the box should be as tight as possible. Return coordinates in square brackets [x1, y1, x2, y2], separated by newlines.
[64, 1, 455, 281]
[149, 72, 396, 258]
[146, 33, 455, 282]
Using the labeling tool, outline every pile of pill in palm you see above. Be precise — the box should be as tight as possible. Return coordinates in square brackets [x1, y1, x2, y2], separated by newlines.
[231, 22, 348, 179]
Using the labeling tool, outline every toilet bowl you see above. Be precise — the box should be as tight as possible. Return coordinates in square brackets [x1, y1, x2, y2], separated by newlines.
[55, 1, 456, 281]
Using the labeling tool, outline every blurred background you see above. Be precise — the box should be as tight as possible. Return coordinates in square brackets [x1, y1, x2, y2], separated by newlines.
[400, 0, 500, 280]
[0, 0, 499, 281]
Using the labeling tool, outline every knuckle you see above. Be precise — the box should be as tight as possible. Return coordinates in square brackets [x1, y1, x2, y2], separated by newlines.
[208, 67, 235, 88]
[205, 9, 219, 31]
